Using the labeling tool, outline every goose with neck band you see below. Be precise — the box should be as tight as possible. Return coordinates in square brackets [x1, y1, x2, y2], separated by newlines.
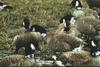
[60, 14, 76, 32]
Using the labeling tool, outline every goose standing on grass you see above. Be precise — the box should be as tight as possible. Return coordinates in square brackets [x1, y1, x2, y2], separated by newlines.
[0, 2, 13, 11]
[13, 17, 47, 58]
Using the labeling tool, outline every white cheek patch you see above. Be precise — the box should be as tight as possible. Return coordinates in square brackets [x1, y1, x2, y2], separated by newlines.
[75, 1, 79, 7]
[23, 22, 25, 26]
[91, 41, 96, 47]
[31, 43, 35, 50]
[96, 51, 100, 56]
[41, 33, 47, 37]
[0, 6, 3, 10]
[32, 28, 35, 32]
[63, 19, 67, 27]
[96, 14, 100, 19]
[3, 5, 7, 8]
[0, 5, 6, 11]
[52, 55, 57, 60]
[70, 17, 76, 25]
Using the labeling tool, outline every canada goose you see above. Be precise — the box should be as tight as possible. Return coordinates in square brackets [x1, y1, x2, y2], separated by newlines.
[13, 17, 47, 58]
[23, 16, 47, 37]
[56, 50, 100, 66]
[75, 16, 100, 37]
[60, 14, 76, 32]
[72, 8, 99, 19]
[23, 16, 31, 32]
[71, 0, 83, 9]
[0, 2, 12, 11]
[0, 55, 36, 67]
[75, 16, 100, 56]
[13, 32, 41, 57]
[42, 23, 84, 55]
[84, 36, 100, 57]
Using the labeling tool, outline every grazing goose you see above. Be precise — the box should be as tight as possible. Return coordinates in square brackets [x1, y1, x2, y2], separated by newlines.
[13, 17, 47, 58]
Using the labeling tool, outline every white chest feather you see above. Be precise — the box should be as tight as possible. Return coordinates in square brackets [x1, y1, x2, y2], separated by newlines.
[63, 19, 67, 27]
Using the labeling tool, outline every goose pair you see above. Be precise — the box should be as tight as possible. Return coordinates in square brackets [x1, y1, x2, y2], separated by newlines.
[13, 17, 47, 58]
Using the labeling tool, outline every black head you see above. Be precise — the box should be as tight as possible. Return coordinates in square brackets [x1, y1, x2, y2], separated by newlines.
[23, 16, 30, 31]
[60, 14, 74, 24]
[71, 0, 82, 9]
[60, 14, 75, 32]
[4, 5, 13, 9]
[31, 24, 46, 34]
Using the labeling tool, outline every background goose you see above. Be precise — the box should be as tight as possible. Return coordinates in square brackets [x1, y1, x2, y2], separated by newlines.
[56, 50, 100, 66]
[0, 2, 12, 11]
[0, 55, 36, 67]
[71, 0, 83, 9]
